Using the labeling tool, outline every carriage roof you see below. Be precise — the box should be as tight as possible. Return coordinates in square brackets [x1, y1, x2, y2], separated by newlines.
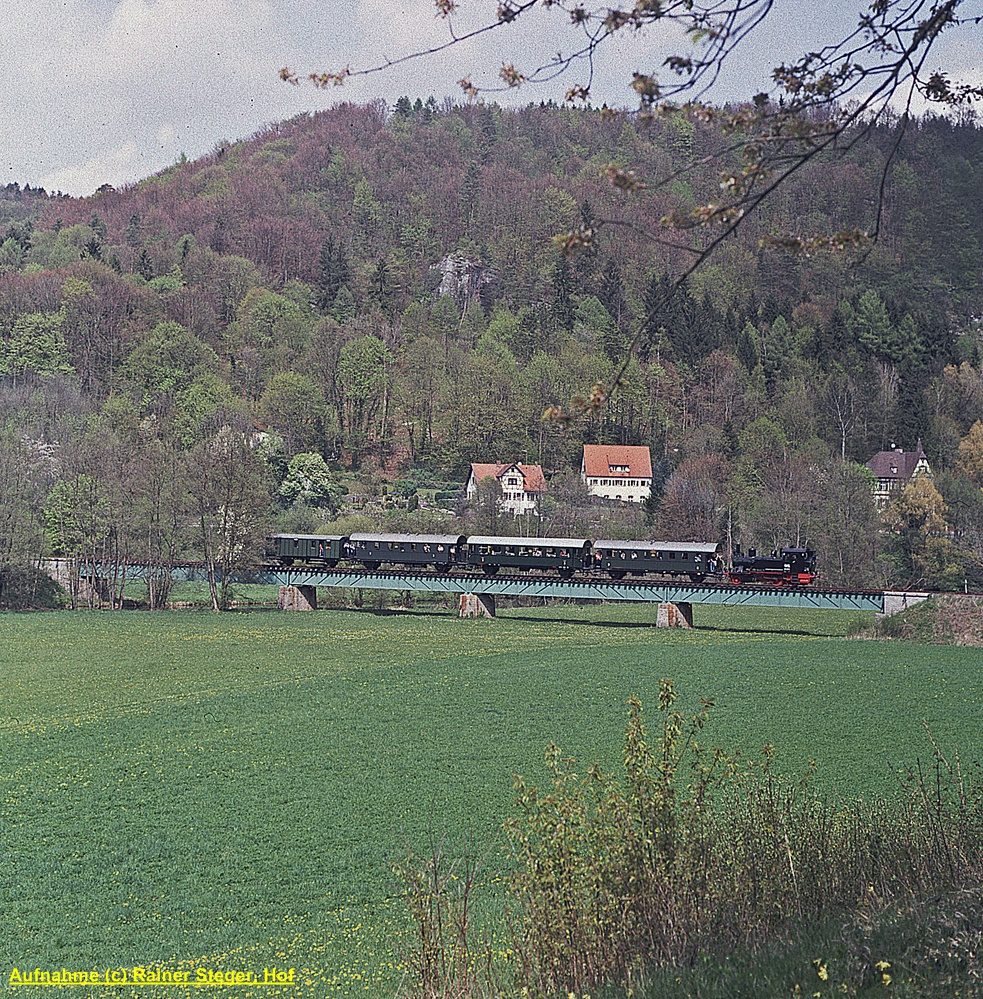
[647, 541, 721, 554]
[466, 536, 591, 548]
[270, 534, 346, 542]
[593, 540, 720, 554]
[348, 533, 466, 545]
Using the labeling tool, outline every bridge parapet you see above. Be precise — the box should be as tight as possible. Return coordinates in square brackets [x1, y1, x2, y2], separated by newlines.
[881, 591, 931, 616]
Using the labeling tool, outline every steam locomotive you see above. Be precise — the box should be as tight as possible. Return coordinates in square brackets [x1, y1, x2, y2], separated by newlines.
[727, 546, 818, 586]
[269, 534, 817, 586]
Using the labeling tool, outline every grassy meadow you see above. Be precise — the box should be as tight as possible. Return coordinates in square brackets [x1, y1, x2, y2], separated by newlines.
[2, 601, 982, 998]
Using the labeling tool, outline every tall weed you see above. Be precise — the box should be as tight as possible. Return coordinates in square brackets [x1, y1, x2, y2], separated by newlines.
[398, 681, 983, 998]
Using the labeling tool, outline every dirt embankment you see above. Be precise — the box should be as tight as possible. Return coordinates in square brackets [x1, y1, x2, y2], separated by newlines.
[865, 595, 983, 645]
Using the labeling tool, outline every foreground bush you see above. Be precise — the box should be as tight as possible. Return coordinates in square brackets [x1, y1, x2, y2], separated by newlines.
[396, 682, 983, 998]
[0, 564, 66, 609]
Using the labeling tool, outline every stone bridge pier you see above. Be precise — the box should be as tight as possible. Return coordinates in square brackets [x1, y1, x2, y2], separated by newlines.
[277, 585, 317, 610]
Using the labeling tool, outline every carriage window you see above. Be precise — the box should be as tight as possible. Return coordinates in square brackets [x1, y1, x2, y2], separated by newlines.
[669, 553, 675, 559]
[682, 553, 688, 560]
[373, 542, 380, 550]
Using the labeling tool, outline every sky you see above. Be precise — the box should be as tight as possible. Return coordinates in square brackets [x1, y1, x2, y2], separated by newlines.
[4, 0, 983, 198]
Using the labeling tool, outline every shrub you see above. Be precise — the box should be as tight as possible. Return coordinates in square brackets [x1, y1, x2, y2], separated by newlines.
[0, 565, 67, 609]
[398, 683, 983, 998]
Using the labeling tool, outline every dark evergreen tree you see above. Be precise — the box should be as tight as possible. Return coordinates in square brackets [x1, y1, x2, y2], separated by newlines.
[460, 161, 481, 234]
[642, 273, 720, 367]
[640, 271, 677, 361]
[598, 258, 628, 330]
[642, 457, 674, 526]
[125, 212, 141, 248]
[552, 253, 575, 332]
[136, 249, 154, 280]
[736, 321, 759, 373]
[812, 303, 854, 367]
[316, 235, 351, 313]
[369, 257, 393, 313]
[572, 199, 597, 290]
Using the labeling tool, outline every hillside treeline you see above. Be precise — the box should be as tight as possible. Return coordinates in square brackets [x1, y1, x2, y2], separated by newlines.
[2, 101, 983, 604]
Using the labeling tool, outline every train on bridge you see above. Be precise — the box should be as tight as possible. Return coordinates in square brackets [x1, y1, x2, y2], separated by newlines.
[268, 533, 818, 587]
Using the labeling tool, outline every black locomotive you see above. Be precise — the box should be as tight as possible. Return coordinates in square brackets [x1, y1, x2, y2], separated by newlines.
[727, 546, 818, 586]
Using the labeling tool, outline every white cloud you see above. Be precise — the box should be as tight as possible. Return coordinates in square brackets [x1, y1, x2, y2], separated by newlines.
[40, 141, 143, 196]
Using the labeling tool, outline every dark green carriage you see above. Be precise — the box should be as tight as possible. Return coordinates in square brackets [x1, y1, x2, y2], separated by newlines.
[348, 533, 466, 571]
[270, 534, 346, 566]
[593, 540, 720, 582]
[464, 536, 593, 577]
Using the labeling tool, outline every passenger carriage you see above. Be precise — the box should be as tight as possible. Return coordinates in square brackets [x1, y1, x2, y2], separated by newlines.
[593, 540, 721, 582]
[464, 536, 593, 577]
[269, 534, 347, 567]
[347, 533, 466, 571]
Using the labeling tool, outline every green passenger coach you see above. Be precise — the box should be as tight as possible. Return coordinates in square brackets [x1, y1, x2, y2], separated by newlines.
[269, 534, 346, 567]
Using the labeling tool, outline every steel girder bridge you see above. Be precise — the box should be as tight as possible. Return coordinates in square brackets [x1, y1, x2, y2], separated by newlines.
[90, 562, 907, 616]
[254, 567, 888, 613]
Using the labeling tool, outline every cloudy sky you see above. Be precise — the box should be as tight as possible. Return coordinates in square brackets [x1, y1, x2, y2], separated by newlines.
[4, 0, 982, 197]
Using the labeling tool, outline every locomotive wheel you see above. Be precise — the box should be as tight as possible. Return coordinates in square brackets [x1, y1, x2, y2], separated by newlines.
[483, 565, 500, 576]
[558, 568, 574, 579]
[363, 561, 381, 571]
[608, 570, 626, 580]
[689, 574, 705, 583]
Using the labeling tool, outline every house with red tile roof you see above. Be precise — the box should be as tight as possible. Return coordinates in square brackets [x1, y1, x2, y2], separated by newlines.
[465, 462, 547, 516]
[866, 440, 932, 510]
[581, 444, 653, 503]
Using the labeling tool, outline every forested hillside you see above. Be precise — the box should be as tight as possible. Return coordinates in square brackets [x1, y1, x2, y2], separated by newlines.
[2, 99, 983, 605]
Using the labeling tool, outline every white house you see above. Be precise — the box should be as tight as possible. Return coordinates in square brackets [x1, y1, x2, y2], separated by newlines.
[581, 444, 653, 503]
[465, 462, 547, 516]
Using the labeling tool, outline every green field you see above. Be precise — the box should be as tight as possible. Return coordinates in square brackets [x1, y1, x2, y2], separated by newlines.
[2, 603, 982, 998]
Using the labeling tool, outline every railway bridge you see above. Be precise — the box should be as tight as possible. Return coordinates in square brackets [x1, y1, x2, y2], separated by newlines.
[68, 560, 927, 625]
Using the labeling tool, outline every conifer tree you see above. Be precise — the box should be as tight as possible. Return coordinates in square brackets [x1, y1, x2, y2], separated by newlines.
[316, 235, 350, 313]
